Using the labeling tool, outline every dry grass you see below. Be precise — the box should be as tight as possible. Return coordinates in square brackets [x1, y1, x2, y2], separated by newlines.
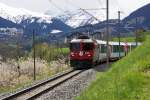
[0, 57, 70, 93]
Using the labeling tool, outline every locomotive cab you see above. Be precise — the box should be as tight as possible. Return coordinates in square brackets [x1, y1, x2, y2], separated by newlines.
[69, 36, 97, 69]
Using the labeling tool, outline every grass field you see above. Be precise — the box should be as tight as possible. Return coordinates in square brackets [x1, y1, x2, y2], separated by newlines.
[77, 35, 150, 100]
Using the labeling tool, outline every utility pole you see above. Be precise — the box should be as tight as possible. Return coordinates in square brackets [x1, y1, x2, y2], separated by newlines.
[106, 0, 109, 67]
[118, 11, 121, 59]
[16, 32, 21, 79]
[33, 30, 36, 80]
[135, 18, 138, 47]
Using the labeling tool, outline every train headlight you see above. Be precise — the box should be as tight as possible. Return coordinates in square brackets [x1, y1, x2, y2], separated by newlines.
[71, 55, 75, 56]
[79, 51, 83, 56]
[71, 52, 75, 56]
[88, 54, 91, 57]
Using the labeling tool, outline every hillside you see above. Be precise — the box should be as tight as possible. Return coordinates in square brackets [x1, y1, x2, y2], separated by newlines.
[77, 34, 150, 100]
[123, 3, 150, 29]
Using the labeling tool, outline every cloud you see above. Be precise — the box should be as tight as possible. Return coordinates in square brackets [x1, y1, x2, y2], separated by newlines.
[0, 0, 149, 19]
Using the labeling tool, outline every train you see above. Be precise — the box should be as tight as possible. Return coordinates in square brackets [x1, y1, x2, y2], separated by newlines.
[69, 35, 141, 69]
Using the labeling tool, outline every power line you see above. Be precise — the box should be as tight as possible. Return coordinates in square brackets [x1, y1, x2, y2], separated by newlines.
[97, 0, 105, 9]
[49, 0, 105, 23]
[114, 0, 126, 15]
[48, 0, 65, 12]
[65, 0, 81, 9]
[83, 8, 105, 10]
[79, 8, 101, 23]
[66, 0, 106, 21]
[48, 0, 107, 35]
[97, 0, 107, 17]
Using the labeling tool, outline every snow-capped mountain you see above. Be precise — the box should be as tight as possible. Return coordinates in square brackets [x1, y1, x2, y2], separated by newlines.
[0, 2, 52, 24]
[0, 2, 73, 36]
[0, 16, 21, 28]
[55, 10, 103, 28]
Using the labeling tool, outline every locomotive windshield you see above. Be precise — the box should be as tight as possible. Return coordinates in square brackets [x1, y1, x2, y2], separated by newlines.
[70, 43, 80, 51]
[82, 43, 93, 51]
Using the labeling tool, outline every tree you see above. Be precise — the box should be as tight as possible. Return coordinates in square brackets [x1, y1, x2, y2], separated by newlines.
[136, 28, 146, 42]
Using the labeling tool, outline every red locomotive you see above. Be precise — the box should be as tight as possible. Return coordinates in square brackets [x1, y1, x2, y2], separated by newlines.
[70, 35, 99, 69]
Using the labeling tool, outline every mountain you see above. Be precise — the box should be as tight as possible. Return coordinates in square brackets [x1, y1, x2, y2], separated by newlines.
[0, 2, 52, 24]
[0, 17, 21, 28]
[20, 17, 72, 36]
[0, 2, 72, 35]
[123, 3, 150, 30]
[55, 10, 101, 28]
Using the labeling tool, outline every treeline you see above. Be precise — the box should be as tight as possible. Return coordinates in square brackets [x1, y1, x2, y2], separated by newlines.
[112, 30, 149, 42]
[0, 42, 69, 63]
[30, 43, 69, 62]
[0, 43, 25, 61]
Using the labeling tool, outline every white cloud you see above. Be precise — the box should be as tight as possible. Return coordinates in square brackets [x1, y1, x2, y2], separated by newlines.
[0, 0, 149, 19]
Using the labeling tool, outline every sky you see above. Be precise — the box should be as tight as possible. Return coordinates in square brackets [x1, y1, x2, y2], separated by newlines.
[0, 0, 149, 19]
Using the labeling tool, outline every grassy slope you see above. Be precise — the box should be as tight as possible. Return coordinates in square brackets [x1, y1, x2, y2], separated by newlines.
[77, 36, 150, 100]
[112, 37, 135, 42]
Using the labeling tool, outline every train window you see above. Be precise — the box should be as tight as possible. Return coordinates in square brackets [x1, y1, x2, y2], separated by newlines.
[113, 45, 124, 52]
[113, 45, 119, 52]
[70, 43, 80, 51]
[101, 44, 107, 53]
[120, 46, 124, 52]
[131, 45, 136, 50]
[82, 43, 93, 50]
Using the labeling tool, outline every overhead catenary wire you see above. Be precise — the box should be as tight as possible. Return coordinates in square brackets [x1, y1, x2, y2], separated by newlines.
[79, 8, 101, 23]
[65, 0, 81, 9]
[114, 0, 127, 15]
[48, 0, 65, 12]
[48, 0, 107, 34]
[48, 0, 92, 22]
[49, 0, 105, 22]
[97, 0, 107, 18]
[65, 0, 106, 21]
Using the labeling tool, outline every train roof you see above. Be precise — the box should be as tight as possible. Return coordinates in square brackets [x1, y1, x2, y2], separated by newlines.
[70, 39, 142, 46]
[97, 40, 141, 46]
[109, 41, 125, 45]
[107, 41, 141, 46]
[126, 42, 142, 46]
[96, 40, 106, 44]
[70, 38, 94, 43]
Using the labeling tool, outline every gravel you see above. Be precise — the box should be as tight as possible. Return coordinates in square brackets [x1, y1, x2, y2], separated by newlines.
[35, 63, 110, 100]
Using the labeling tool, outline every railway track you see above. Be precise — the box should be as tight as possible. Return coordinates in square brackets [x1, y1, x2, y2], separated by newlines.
[1, 69, 85, 100]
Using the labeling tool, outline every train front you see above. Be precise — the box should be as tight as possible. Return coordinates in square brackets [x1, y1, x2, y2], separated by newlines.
[69, 37, 95, 69]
